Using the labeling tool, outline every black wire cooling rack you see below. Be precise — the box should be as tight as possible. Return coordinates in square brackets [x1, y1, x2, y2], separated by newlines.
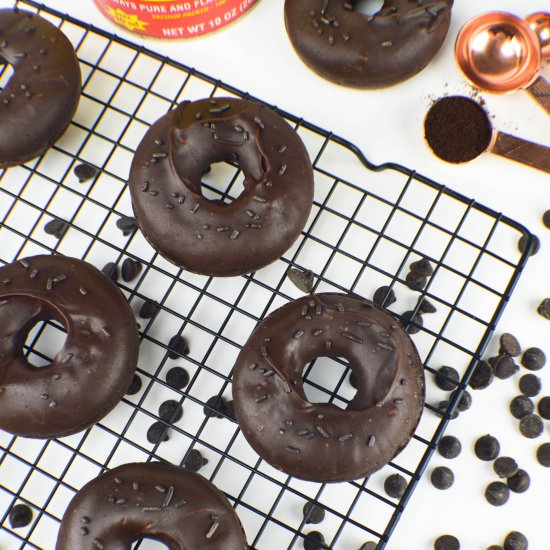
[0, 1, 536, 549]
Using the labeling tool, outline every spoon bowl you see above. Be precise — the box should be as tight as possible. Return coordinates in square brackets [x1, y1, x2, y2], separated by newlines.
[526, 12, 550, 60]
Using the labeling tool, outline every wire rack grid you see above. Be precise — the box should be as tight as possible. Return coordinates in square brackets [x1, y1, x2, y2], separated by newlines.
[0, 1, 535, 549]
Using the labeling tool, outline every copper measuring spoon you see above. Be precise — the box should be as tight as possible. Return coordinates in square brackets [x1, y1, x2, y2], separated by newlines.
[424, 96, 550, 174]
[526, 12, 550, 60]
[455, 12, 550, 115]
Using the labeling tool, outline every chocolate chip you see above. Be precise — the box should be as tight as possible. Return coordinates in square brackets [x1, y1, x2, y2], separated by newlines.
[121, 258, 142, 282]
[417, 297, 437, 315]
[475, 434, 500, 461]
[492, 355, 519, 380]
[183, 449, 208, 472]
[487, 546, 504, 550]
[436, 400, 458, 419]
[139, 300, 159, 319]
[384, 473, 407, 499]
[410, 257, 434, 276]
[519, 413, 543, 438]
[517, 234, 540, 256]
[349, 371, 358, 389]
[125, 374, 142, 395]
[503, 531, 528, 550]
[536, 442, 550, 467]
[372, 285, 396, 307]
[543, 210, 550, 229]
[434, 535, 460, 550]
[499, 333, 522, 357]
[358, 543, 377, 550]
[437, 435, 462, 459]
[303, 531, 326, 550]
[538, 396, 550, 419]
[203, 395, 226, 419]
[302, 502, 325, 524]
[287, 268, 315, 293]
[101, 262, 118, 282]
[430, 466, 454, 490]
[455, 390, 472, 412]
[8, 503, 33, 528]
[468, 360, 493, 390]
[510, 395, 534, 419]
[74, 163, 98, 183]
[44, 219, 69, 239]
[507, 469, 530, 493]
[401, 310, 423, 334]
[435, 366, 460, 391]
[167, 334, 189, 359]
[521, 347, 546, 371]
[166, 367, 189, 390]
[536, 298, 550, 320]
[146, 421, 169, 444]
[485, 481, 509, 506]
[224, 399, 236, 421]
[116, 217, 137, 236]
[158, 400, 183, 423]
[493, 457, 518, 479]
[518, 374, 541, 397]
[405, 271, 428, 291]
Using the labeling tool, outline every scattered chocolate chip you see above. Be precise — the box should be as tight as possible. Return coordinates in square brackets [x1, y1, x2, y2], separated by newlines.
[101, 262, 118, 282]
[146, 421, 169, 444]
[417, 297, 437, 315]
[434, 534, 460, 550]
[167, 334, 189, 359]
[287, 268, 315, 293]
[349, 371, 358, 389]
[203, 395, 226, 419]
[510, 395, 534, 419]
[455, 390, 472, 412]
[493, 457, 518, 479]
[519, 414, 543, 438]
[304, 531, 326, 550]
[436, 400, 458, 419]
[518, 374, 541, 397]
[487, 546, 504, 550]
[384, 473, 407, 499]
[74, 163, 98, 183]
[44, 219, 69, 239]
[507, 469, 530, 493]
[485, 481, 509, 506]
[536, 442, 550, 467]
[538, 396, 550, 419]
[121, 258, 142, 282]
[405, 271, 428, 291]
[499, 333, 522, 357]
[8, 503, 33, 528]
[372, 285, 396, 307]
[125, 374, 142, 395]
[536, 298, 550, 320]
[469, 360, 493, 390]
[438, 435, 462, 459]
[401, 310, 423, 334]
[183, 449, 207, 472]
[358, 543, 377, 550]
[521, 347, 546, 371]
[166, 367, 189, 390]
[543, 210, 550, 229]
[517, 234, 540, 256]
[435, 366, 460, 391]
[431, 466, 454, 490]
[410, 258, 434, 276]
[302, 502, 325, 524]
[503, 532, 528, 550]
[492, 355, 519, 380]
[116, 217, 137, 236]
[139, 300, 159, 319]
[224, 399, 236, 421]
[158, 400, 183, 423]
[475, 434, 500, 461]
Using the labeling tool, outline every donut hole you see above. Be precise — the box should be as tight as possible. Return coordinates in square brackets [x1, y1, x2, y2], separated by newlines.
[23, 319, 67, 369]
[355, 0, 385, 16]
[201, 160, 247, 205]
[0, 57, 14, 92]
[302, 356, 357, 410]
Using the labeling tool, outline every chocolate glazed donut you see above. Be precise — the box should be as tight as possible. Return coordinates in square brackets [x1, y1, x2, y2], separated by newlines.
[284, 0, 454, 88]
[128, 97, 314, 276]
[232, 293, 425, 482]
[56, 462, 248, 549]
[0, 255, 139, 439]
[0, 8, 81, 168]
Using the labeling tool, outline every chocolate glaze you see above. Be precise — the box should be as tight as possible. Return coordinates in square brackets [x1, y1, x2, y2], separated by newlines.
[284, 0, 454, 89]
[56, 462, 248, 550]
[128, 98, 314, 276]
[0, 255, 139, 438]
[232, 293, 425, 482]
[0, 8, 81, 168]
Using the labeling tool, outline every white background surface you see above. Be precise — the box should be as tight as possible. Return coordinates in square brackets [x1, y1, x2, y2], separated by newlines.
[2, 0, 550, 548]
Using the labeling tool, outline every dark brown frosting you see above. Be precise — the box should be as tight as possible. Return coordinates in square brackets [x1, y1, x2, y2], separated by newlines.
[284, 0, 454, 88]
[0, 255, 139, 438]
[128, 98, 314, 276]
[0, 8, 81, 168]
[56, 462, 248, 550]
[232, 293, 425, 482]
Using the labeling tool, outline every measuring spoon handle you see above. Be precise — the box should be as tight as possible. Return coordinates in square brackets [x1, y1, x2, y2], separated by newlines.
[491, 131, 550, 174]
[526, 76, 550, 115]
